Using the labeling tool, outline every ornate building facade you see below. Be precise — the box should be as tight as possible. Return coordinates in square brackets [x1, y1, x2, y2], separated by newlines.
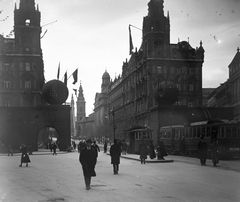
[0, 0, 45, 107]
[108, 0, 205, 143]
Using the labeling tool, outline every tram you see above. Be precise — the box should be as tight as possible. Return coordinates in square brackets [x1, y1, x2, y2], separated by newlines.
[159, 119, 240, 159]
[125, 127, 153, 154]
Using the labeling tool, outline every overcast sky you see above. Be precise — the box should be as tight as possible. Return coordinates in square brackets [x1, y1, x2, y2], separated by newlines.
[1, 0, 240, 116]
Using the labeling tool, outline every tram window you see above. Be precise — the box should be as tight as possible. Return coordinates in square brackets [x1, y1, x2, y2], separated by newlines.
[220, 127, 225, 138]
[226, 127, 231, 138]
[185, 128, 189, 138]
[207, 127, 211, 137]
[232, 127, 237, 138]
[202, 127, 206, 137]
[147, 133, 151, 139]
[142, 132, 146, 139]
[189, 128, 193, 138]
[167, 131, 171, 138]
[197, 127, 201, 138]
[175, 129, 179, 139]
[193, 128, 197, 138]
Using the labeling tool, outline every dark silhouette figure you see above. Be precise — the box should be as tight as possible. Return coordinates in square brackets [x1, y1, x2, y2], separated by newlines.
[79, 139, 97, 190]
[157, 140, 167, 160]
[198, 136, 208, 166]
[110, 139, 122, 174]
[211, 138, 219, 167]
[8, 144, 13, 156]
[139, 139, 148, 164]
[92, 141, 100, 161]
[19, 144, 31, 167]
[149, 140, 156, 159]
[104, 141, 108, 153]
[52, 142, 57, 155]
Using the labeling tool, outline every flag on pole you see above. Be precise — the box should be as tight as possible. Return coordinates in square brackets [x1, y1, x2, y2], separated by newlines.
[129, 25, 134, 55]
[72, 68, 78, 84]
[57, 62, 60, 80]
[64, 71, 67, 86]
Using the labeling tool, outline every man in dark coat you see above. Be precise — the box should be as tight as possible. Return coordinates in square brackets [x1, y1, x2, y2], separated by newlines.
[110, 139, 121, 174]
[198, 136, 208, 166]
[139, 139, 148, 164]
[79, 139, 97, 190]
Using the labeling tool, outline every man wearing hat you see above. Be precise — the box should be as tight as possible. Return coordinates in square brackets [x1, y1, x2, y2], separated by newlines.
[79, 139, 97, 190]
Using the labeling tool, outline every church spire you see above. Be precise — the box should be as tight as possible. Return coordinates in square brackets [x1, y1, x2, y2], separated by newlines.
[19, 0, 36, 10]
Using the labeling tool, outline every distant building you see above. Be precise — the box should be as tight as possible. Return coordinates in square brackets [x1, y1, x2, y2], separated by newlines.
[202, 88, 214, 107]
[207, 48, 240, 119]
[0, 0, 45, 107]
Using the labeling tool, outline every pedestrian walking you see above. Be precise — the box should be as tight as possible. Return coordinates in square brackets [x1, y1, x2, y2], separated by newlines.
[8, 144, 13, 156]
[52, 142, 57, 155]
[149, 140, 156, 159]
[79, 139, 97, 190]
[103, 141, 108, 153]
[92, 141, 100, 161]
[110, 139, 122, 174]
[138, 139, 148, 164]
[157, 140, 167, 160]
[211, 138, 219, 167]
[19, 144, 31, 167]
[121, 139, 128, 155]
[198, 136, 208, 166]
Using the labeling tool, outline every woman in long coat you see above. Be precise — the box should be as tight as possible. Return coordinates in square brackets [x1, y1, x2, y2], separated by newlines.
[110, 139, 122, 174]
[139, 139, 148, 164]
[79, 139, 97, 190]
[149, 140, 156, 159]
[19, 144, 31, 167]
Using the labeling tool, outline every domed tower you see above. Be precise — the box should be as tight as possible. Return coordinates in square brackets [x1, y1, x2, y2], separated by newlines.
[76, 83, 86, 122]
[101, 70, 110, 92]
[142, 0, 170, 57]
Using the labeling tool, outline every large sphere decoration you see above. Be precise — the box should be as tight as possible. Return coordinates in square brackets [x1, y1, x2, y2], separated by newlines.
[154, 81, 179, 105]
[42, 80, 69, 105]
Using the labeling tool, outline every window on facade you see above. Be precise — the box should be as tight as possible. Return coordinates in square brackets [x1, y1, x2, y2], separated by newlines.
[189, 84, 194, 91]
[25, 80, 31, 89]
[188, 101, 194, 107]
[25, 63, 31, 71]
[4, 63, 10, 71]
[4, 80, 10, 89]
[188, 68, 193, 75]
[4, 98, 11, 106]
[25, 19, 30, 26]
[176, 84, 181, 90]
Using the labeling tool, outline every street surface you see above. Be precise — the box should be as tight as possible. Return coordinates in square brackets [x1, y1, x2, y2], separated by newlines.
[0, 150, 239, 202]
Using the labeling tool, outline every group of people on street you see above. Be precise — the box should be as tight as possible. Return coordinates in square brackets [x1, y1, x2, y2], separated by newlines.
[198, 135, 219, 167]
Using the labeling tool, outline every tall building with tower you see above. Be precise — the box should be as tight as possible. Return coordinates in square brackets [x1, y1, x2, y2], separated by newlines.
[108, 0, 205, 144]
[0, 0, 44, 107]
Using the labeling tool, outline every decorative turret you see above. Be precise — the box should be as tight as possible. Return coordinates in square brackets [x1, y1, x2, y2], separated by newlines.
[101, 70, 110, 93]
[142, 0, 170, 57]
[14, 0, 41, 54]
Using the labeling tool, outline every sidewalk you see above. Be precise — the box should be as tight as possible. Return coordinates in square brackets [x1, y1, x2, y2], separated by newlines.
[106, 152, 174, 163]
